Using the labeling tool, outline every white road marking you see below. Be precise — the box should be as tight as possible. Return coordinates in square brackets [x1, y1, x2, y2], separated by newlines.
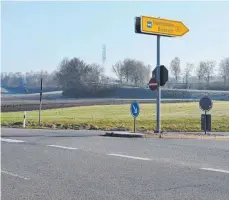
[47, 145, 78, 150]
[1, 138, 26, 143]
[200, 168, 229, 174]
[107, 153, 151, 161]
[1, 170, 29, 180]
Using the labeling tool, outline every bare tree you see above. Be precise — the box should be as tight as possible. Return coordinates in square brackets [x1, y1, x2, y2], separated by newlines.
[170, 57, 181, 82]
[112, 61, 124, 84]
[1, 72, 9, 87]
[24, 70, 58, 88]
[112, 59, 150, 86]
[203, 61, 216, 85]
[196, 62, 205, 82]
[86, 63, 104, 83]
[183, 63, 194, 88]
[219, 57, 229, 88]
[56, 57, 106, 97]
[122, 59, 135, 83]
[130, 60, 147, 86]
[56, 57, 90, 90]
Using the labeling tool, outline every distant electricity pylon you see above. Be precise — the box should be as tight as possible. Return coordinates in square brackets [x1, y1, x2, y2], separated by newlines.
[102, 44, 106, 69]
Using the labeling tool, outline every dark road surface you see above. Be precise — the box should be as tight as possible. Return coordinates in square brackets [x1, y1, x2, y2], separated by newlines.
[1, 128, 229, 200]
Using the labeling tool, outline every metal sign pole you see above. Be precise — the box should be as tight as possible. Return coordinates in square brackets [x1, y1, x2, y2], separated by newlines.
[205, 110, 207, 135]
[39, 78, 43, 125]
[156, 35, 161, 133]
[134, 117, 136, 133]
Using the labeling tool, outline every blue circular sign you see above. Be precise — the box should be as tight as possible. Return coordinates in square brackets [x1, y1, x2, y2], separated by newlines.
[130, 101, 140, 118]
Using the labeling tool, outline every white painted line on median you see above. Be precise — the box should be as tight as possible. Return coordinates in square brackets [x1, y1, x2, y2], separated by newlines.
[1, 138, 26, 143]
[200, 168, 229, 174]
[107, 153, 151, 161]
[47, 145, 78, 150]
[1, 170, 30, 180]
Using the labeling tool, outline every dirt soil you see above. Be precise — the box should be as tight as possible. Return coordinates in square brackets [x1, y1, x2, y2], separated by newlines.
[1, 99, 199, 112]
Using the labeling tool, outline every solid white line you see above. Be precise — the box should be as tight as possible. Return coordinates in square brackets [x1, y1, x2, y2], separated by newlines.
[200, 168, 229, 174]
[1, 170, 29, 180]
[1, 138, 26, 143]
[107, 153, 151, 161]
[47, 145, 78, 150]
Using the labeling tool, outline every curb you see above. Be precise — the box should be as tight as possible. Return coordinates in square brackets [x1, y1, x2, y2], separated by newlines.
[104, 132, 229, 140]
[144, 134, 229, 140]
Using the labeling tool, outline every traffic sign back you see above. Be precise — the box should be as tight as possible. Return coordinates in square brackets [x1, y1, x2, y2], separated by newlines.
[199, 96, 213, 112]
[153, 65, 168, 86]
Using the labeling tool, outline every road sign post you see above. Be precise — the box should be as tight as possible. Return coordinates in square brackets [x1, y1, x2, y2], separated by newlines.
[130, 101, 140, 133]
[199, 95, 213, 134]
[205, 110, 207, 135]
[39, 78, 43, 126]
[156, 36, 161, 133]
[134, 117, 136, 133]
[135, 15, 189, 133]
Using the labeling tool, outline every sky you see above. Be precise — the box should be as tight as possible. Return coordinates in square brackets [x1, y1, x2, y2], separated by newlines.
[1, 1, 229, 77]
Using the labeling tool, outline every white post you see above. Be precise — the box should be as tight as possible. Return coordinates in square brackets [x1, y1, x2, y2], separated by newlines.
[23, 111, 26, 128]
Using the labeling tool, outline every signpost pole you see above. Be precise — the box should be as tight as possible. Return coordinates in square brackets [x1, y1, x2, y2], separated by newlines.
[205, 110, 207, 135]
[156, 35, 161, 133]
[135, 15, 189, 134]
[134, 117, 136, 133]
[39, 78, 43, 126]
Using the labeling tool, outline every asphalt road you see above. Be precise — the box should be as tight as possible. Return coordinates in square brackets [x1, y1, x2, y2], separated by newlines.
[1, 128, 229, 200]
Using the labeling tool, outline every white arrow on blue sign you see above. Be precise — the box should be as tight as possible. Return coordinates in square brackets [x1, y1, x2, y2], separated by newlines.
[130, 101, 140, 118]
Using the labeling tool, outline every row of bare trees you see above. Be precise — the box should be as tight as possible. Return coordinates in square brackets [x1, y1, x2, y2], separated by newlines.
[170, 57, 229, 88]
[1, 71, 58, 89]
[1, 57, 229, 93]
[1, 58, 151, 89]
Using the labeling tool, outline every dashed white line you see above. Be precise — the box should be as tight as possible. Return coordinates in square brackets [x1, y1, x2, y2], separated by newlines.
[1, 138, 26, 143]
[1, 170, 29, 180]
[107, 153, 151, 161]
[47, 145, 78, 150]
[200, 168, 229, 174]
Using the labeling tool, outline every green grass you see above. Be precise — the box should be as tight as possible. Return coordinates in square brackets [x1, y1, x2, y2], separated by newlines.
[1, 102, 229, 132]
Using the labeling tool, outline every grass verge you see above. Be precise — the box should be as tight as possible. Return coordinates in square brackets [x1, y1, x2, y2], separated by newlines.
[1, 102, 229, 132]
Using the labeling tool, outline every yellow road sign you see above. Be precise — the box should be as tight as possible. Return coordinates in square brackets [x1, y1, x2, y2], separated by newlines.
[141, 16, 189, 37]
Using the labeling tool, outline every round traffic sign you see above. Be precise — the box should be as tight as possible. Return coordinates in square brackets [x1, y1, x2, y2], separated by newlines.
[148, 78, 158, 91]
[130, 101, 140, 118]
[199, 95, 213, 112]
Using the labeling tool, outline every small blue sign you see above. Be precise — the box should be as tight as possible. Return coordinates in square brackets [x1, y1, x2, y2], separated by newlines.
[130, 101, 140, 118]
[147, 21, 152, 28]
